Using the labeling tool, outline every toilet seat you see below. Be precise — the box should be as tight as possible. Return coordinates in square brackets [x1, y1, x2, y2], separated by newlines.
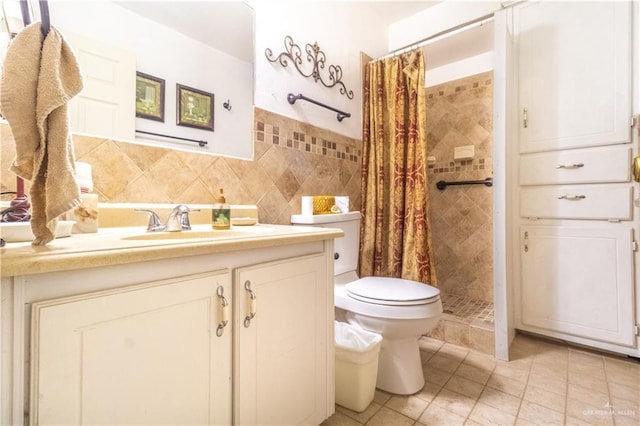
[335, 277, 442, 320]
[346, 277, 440, 306]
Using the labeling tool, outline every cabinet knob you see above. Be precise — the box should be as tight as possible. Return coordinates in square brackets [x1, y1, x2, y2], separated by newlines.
[334, 253, 340, 260]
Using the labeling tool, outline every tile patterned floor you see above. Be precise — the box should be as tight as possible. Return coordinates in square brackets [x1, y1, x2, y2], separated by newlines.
[441, 294, 495, 324]
[322, 333, 640, 426]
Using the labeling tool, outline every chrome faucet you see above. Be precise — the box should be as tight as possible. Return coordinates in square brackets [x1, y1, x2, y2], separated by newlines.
[166, 204, 193, 231]
[135, 205, 196, 232]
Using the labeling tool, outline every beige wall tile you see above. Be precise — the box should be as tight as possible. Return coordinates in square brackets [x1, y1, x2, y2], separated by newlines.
[1, 109, 362, 225]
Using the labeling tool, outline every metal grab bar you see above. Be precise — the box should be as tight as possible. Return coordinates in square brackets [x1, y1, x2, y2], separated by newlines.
[436, 177, 493, 191]
[287, 93, 351, 122]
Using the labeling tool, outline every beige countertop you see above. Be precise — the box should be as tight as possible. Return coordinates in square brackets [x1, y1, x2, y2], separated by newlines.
[1, 224, 343, 277]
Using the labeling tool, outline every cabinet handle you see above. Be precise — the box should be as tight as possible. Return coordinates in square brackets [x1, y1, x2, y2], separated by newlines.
[555, 163, 584, 169]
[523, 108, 528, 128]
[216, 286, 230, 337]
[244, 280, 256, 328]
[557, 194, 586, 200]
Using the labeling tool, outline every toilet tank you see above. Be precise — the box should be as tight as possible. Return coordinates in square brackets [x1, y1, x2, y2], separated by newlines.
[291, 211, 361, 276]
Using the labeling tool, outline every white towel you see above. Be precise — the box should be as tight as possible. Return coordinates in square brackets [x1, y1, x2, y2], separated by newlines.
[0, 22, 83, 245]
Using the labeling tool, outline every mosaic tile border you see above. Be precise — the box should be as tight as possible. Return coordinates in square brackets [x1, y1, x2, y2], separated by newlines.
[255, 120, 361, 163]
[428, 158, 489, 175]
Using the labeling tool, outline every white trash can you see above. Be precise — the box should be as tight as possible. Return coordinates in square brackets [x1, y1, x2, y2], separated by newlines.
[334, 321, 383, 412]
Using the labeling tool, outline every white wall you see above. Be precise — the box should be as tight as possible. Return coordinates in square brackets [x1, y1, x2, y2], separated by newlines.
[50, 1, 253, 159]
[252, 1, 390, 140]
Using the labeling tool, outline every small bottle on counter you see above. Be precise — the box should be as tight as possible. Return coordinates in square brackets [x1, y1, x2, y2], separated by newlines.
[212, 188, 231, 230]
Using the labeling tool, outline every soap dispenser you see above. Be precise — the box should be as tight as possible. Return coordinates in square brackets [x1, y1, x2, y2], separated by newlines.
[212, 188, 231, 230]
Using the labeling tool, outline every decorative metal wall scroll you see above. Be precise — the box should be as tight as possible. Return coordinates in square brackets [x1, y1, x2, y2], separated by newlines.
[265, 35, 354, 100]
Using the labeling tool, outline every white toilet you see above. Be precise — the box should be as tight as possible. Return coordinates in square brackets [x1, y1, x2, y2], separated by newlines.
[291, 211, 442, 395]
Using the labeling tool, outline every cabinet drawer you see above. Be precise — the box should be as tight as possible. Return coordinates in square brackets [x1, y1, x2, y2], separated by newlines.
[520, 184, 633, 220]
[519, 146, 631, 185]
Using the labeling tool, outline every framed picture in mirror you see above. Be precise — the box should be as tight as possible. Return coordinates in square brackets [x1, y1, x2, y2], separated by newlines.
[135, 72, 165, 122]
[176, 84, 214, 131]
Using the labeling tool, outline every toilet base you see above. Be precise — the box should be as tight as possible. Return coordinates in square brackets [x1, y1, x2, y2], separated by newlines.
[376, 337, 424, 395]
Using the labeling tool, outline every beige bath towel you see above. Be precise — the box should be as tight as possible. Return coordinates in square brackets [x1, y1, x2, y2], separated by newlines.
[1, 22, 83, 245]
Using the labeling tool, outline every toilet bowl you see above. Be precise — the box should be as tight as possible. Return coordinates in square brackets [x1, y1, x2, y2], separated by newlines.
[291, 211, 442, 395]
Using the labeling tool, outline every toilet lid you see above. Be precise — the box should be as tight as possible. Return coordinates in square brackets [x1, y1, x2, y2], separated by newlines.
[345, 276, 440, 306]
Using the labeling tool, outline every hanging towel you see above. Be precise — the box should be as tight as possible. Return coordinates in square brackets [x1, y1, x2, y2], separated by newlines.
[0, 22, 83, 245]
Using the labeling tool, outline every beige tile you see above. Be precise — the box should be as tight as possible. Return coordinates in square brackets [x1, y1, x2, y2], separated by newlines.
[438, 342, 471, 361]
[445, 375, 485, 400]
[478, 387, 521, 417]
[455, 363, 492, 385]
[321, 410, 362, 426]
[529, 361, 568, 381]
[418, 336, 445, 353]
[444, 320, 470, 347]
[426, 354, 463, 374]
[565, 415, 593, 425]
[415, 381, 442, 403]
[517, 400, 565, 425]
[384, 395, 428, 420]
[464, 351, 497, 372]
[604, 358, 640, 389]
[566, 397, 614, 425]
[431, 388, 477, 418]
[418, 403, 467, 426]
[608, 381, 639, 406]
[568, 368, 608, 392]
[527, 372, 568, 396]
[523, 383, 566, 414]
[469, 326, 495, 356]
[366, 406, 414, 426]
[567, 383, 610, 408]
[486, 373, 527, 398]
[468, 402, 516, 426]
[493, 363, 530, 384]
[419, 350, 434, 365]
[373, 389, 392, 405]
[335, 401, 381, 424]
[423, 364, 454, 387]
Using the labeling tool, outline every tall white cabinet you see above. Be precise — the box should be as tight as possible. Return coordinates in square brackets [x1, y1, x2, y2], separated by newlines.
[511, 1, 639, 356]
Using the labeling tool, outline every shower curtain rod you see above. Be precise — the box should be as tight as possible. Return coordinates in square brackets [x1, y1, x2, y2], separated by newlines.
[374, 12, 495, 61]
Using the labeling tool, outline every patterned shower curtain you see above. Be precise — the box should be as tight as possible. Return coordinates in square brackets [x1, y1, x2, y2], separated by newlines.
[359, 49, 437, 286]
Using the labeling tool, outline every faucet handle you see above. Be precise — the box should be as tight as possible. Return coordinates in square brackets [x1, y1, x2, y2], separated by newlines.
[135, 209, 166, 232]
[166, 204, 198, 231]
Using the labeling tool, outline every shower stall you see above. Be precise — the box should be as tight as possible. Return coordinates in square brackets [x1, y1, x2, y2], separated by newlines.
[421, 21, 496, 355]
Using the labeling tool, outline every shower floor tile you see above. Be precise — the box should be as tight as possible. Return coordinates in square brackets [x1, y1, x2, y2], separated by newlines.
[441, 293, 494, 324]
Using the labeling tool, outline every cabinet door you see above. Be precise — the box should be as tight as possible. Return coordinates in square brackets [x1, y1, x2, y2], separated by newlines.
[519, 226, 635, 347]
[234, 254, 329, 426]
[30, 270, 232, 425]
[516, 1, 631, 153]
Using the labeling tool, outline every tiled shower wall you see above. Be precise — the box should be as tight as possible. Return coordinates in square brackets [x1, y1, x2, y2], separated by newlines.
[426, 71, 494, 303]
[0, 108, 362, 225]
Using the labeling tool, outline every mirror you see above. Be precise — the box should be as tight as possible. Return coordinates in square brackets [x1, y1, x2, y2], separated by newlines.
[2, 0, 255, 160]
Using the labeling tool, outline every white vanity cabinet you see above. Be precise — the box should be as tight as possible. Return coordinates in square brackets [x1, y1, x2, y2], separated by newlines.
[234, 254, 330, 426]
[30, 270, 233, 425]
[511, 0, 638, 356]
[0, 231, 337, 425]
